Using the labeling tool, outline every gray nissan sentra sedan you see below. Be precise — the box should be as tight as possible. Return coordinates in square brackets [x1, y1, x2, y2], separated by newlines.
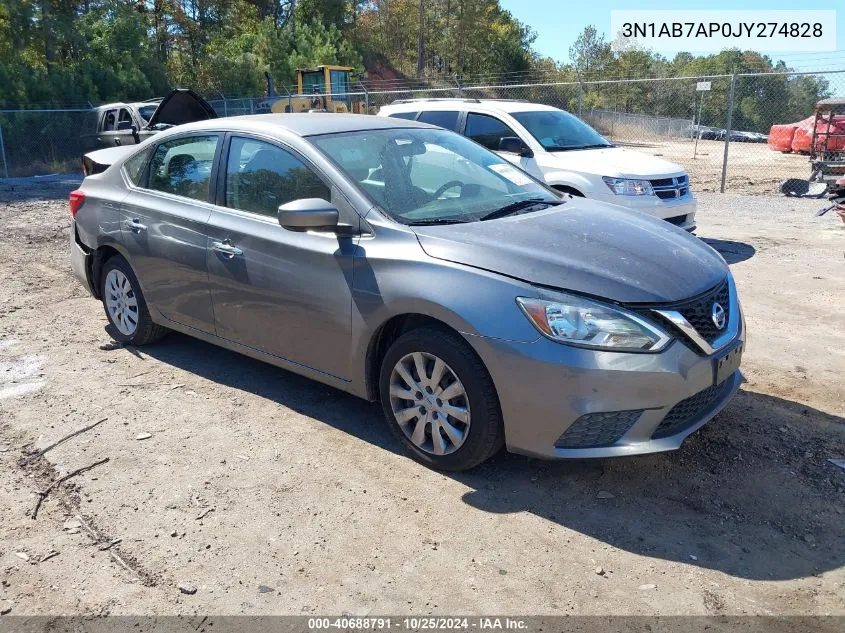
[69, 113, 745, 471]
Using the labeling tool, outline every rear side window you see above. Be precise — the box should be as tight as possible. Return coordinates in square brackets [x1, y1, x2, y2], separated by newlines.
[148, 135, 219, 201]
[417, 110, 460, 131]
[465, 113, 520, 151]
[102, 109, 118, 132]
[225, 137, 330, 217]
[123, 147, 153, 186]
[388, 112, 418, 120]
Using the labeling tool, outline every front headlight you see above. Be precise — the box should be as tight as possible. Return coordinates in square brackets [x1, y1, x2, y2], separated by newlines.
[516, 295, 671, 352]
[602, 176, 654, 196]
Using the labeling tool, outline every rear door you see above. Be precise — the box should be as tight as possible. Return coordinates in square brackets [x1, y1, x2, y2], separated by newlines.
[119, 133, 222, 333]
[204, 134, 359, 379]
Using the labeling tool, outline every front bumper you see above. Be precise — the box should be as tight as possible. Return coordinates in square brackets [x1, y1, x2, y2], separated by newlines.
[467, 309, 744, 460]
[592, 191, 697, 231]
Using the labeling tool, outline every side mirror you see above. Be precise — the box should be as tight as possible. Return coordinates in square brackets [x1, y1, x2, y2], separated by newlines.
[499, 136, 533, 158]
[278, 198, 339, 231]
[130, 124, 140, 144]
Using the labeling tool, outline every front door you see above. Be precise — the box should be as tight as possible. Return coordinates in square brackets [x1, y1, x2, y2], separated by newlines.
[205, 135, 358, 380]
[120, 133, 221, 333]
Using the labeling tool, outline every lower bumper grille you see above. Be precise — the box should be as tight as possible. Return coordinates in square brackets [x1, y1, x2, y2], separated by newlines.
[651, 380, 733, 439]
[555, 409, 643, 449]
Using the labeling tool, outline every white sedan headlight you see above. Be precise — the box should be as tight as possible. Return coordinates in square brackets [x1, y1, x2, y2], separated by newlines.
[516, 295, 671, 352]
[602, 177, 654, 196]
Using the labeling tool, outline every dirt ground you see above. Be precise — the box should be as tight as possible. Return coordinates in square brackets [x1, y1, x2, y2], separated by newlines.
[614, 137, 810, 196]
[0, 177, 844, 617]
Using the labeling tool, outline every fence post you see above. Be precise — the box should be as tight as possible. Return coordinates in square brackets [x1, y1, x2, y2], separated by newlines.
[577, 73, 583, 118]
[720, 73, 736, 193]
[0, 123, 7, 179]
[359, 81, 369, 113]
[454, 75, 463, 98]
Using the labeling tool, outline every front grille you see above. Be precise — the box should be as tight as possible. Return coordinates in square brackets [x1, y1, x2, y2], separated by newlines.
[555, 409, 643, 449]
[650, 175, 689, 200]
[676, 280, 730, 344]
[633, 279, 731, 353]
[665, 214, 689, 226]
[651, 380, 733, 439]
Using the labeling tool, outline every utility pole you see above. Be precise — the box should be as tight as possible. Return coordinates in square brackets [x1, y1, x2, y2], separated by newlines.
[416, 0, 425, 78]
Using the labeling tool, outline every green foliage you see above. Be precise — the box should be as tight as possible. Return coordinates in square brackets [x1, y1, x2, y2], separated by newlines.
[256, 17, 362, 87]
[0, 3, 832, 139]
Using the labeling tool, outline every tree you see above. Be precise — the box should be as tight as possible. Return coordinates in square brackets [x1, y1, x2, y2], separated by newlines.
[568, 26, 611, 77]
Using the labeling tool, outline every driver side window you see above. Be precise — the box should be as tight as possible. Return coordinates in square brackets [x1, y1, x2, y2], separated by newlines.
[225, 137, 330, 218]
[465, 113, 521, 151]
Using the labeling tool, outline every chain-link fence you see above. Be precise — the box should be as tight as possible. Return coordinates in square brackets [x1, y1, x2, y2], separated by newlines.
[2, 69, 844, 194]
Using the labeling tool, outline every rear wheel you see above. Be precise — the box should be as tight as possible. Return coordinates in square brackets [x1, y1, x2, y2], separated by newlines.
[100, 255, 167, 345]
[379, 327, 504, 471]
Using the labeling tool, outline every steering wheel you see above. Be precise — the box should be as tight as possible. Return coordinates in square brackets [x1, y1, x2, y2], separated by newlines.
[431, 180, 464, 200]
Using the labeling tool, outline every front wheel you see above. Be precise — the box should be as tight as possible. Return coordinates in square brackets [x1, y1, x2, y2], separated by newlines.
[100, 255, 168, 345]
[379, 328, 504, 471]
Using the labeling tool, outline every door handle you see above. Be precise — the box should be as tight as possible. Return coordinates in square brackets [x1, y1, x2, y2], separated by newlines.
[211, 240, 243, 258]
[129, 218, 147, 233]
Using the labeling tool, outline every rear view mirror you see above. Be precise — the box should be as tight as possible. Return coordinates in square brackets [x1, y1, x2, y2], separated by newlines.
[278, 198, 339, 231]
[499, 136, 533, 158]
[392, 138, 427, 156]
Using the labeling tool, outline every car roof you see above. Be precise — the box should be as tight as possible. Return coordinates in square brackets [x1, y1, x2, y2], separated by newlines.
[94, 100, 162, 111]
[170, 113, 434, 137]
[379, 99, 561, 115]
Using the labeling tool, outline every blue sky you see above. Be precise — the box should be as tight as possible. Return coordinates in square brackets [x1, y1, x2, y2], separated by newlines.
[499, 0, 845, 71]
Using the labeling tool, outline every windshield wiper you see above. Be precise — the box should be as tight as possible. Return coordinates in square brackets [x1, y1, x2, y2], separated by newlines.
[406, 218, 469, 226]
[547, 143, 613, 151]
[479, 198, 562, 222]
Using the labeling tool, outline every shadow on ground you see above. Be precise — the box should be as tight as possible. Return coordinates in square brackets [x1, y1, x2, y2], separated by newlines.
[130, 331, 845, 583]
[700, 238, 757, 264]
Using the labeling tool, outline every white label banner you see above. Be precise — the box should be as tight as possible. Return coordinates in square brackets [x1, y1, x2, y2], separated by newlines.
[610, 10, 836, 52]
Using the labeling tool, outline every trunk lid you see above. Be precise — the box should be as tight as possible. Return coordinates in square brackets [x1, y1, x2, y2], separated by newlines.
[145, 89, 217, 129]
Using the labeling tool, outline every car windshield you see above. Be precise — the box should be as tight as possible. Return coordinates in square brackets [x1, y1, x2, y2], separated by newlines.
[138, 105, 158, 122]
[310, 128, 559, 224]
[511, 110, 613, 152]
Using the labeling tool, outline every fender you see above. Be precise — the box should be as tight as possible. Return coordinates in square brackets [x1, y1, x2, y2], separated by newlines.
[542, 170, 595, 196]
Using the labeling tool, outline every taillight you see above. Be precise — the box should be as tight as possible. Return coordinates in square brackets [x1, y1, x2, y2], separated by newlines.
[69, 190, 85, 218]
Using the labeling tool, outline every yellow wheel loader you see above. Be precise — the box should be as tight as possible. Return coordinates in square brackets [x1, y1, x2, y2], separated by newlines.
[271, 65, 367, 114]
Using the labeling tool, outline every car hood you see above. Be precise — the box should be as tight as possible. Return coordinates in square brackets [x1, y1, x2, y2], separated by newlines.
[411, 200, 727, 304]
[548, 146, 685, 179]
[146, 89, 217, 129]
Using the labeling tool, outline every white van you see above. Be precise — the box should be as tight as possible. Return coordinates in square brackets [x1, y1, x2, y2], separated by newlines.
[378, 99, 696, 231]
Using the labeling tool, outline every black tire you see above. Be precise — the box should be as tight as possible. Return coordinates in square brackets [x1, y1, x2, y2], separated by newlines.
[378, 327, 504, 471]
[100, 255, 168, 345]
